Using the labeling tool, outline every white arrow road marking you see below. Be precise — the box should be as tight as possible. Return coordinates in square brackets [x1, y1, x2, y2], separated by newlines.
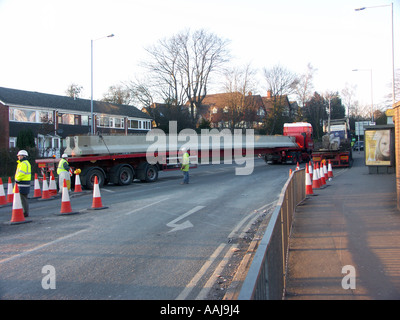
[167, 205, 205, 233]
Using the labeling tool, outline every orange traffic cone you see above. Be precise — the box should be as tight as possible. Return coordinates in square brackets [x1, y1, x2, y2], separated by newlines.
[289, 168, 292, 176]
[38, 176, 52, 201]
[33, 173, 42, 198]
[319, 163, 326, 186]
[74, 174, 83, 193]
[305, 165, 313, 196]
[89, 176, 108, 210]
[312, 163, 320, 189]
[308, 161, 313, 181]
[0, 178, 7, 206]
[8, 184, 31, 225]
[49, 171, 57, 196]
[56, 179, 79, 215]
[296, 162, 300, 170]
[323, 161, 328, 181]
[328, 160, 334, 179]
[7, 177, 13, 203]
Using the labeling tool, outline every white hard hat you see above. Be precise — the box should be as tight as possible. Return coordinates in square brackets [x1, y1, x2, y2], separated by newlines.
[17, 150, 28, 157]
[180, 147, 187, 152]
[62, 153, 68, 158]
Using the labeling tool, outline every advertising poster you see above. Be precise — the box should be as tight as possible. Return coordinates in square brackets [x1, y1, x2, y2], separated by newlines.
[365, 129, 391, 166]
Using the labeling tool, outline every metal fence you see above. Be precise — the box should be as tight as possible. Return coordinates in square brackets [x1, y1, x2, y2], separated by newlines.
[238, 168, 306, 300]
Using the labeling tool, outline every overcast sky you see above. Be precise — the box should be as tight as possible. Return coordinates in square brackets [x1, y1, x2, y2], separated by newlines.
[0, 0, 398, 111]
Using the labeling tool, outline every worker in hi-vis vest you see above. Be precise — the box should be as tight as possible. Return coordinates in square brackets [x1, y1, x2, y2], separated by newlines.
[15, 150, 32, 217]
[57, 153, 71, 192]
[180, 147, 190, 185]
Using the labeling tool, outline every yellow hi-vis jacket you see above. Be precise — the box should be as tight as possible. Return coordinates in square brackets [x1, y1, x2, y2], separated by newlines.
[57, 158, 69, 175]
[15, 159, 31, 195]
[181, 152, 190, 172]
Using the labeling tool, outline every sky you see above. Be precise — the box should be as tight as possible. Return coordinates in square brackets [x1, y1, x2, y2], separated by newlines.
[0, 0, 399, 113]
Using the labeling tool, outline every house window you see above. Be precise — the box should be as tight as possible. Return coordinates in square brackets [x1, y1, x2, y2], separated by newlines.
[9, 137, 17, 148]
[212, 107, 218, 114]
[97, 115, 125, 129]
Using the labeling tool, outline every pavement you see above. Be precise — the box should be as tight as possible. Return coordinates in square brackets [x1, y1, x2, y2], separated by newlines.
[285, 152, 400, 300]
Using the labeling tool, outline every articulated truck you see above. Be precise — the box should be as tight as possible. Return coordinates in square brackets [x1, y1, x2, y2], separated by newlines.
[35, 122, 326, 189]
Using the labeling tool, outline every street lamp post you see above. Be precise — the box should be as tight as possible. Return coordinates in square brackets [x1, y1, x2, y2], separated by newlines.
[90, 34, 115, 135]
[352, 69, 374, 122]
[355, 3, 395, 103]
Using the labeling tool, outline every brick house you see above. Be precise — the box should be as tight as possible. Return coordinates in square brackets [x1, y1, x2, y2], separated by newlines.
[0, 87, 152, 157]
[187, 91, 298, 131]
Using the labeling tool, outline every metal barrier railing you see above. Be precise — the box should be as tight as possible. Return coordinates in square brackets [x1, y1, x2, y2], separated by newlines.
[238, 169, 305, 300]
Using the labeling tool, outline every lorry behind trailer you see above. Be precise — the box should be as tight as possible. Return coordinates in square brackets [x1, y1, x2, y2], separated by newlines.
[312, 118, 353, 167]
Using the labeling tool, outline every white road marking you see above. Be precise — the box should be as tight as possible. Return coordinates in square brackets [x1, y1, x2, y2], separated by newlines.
[125, 198, 170, 215]
[0, 229, 88, 265]
[167, 205, 205, 233]
[175, 243, 226, 300]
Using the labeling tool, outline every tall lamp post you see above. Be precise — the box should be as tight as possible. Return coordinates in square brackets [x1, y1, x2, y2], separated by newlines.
[352, 69, 374, 122]
[355, 3, 395, 103]
[91, 34, 114, 135]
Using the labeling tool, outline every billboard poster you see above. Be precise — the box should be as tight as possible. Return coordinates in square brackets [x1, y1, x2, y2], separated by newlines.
[365, 129, 391, 166]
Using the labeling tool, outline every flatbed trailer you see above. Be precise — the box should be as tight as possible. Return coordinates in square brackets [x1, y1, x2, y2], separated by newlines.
[312, 149, 352, 167]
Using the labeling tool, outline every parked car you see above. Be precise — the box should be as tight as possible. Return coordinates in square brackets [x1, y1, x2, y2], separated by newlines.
[353, 141, 364, 151]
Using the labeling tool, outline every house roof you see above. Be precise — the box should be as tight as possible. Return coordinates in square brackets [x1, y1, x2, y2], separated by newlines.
[0, 86, 151, 119]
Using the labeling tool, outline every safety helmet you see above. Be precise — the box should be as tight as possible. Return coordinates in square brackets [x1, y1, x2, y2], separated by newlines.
[180, 147, 187, 152]
[17, 150, 28, 157]
[62, 154, 68, 158]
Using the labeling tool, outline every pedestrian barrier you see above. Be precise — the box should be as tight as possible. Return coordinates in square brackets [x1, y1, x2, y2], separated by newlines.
[238, 162, 335, 300]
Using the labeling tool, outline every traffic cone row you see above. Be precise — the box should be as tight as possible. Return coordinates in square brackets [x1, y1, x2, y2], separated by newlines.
[4, 172, 108, 225]
[309, 160, 334, 192]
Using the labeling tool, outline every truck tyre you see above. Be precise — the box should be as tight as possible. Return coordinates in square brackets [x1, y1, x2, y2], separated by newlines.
[86, 169, 105, 189]
[116, 166, 134, 186]
[142, 164, 158, 182]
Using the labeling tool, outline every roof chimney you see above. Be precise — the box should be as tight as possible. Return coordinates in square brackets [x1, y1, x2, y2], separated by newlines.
[267, 90, 272, 98]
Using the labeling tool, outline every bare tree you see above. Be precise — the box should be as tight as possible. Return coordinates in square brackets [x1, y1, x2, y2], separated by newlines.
[341, 83, 357, 118]
[101, 84, 132, 105]
[65, 83, 83, 99]
[143, 29, 230, 125]
[294, 63, 317, 109]
[126, 78, 154, 109]
[263, 64, 299, 134]
[223, 64, 259, 130]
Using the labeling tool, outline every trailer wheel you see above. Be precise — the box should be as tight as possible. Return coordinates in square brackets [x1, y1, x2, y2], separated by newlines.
[142, 164, 158, 182]
[117, 166, 134, 186]
[86, 169, 105, 189]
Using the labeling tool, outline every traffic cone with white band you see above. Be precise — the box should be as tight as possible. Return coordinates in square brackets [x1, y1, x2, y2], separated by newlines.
[49, 171, 57, 196]
[89, 176, 108, 210]
[0, 178, 7, 206]
[7, 177, 13, 203]
[305, 165, 313, 196]
[56, 179, 79, 215]
[328, 160, 334, 179]
[8, 184, 31, 225]
[33, 173, 42, 198]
